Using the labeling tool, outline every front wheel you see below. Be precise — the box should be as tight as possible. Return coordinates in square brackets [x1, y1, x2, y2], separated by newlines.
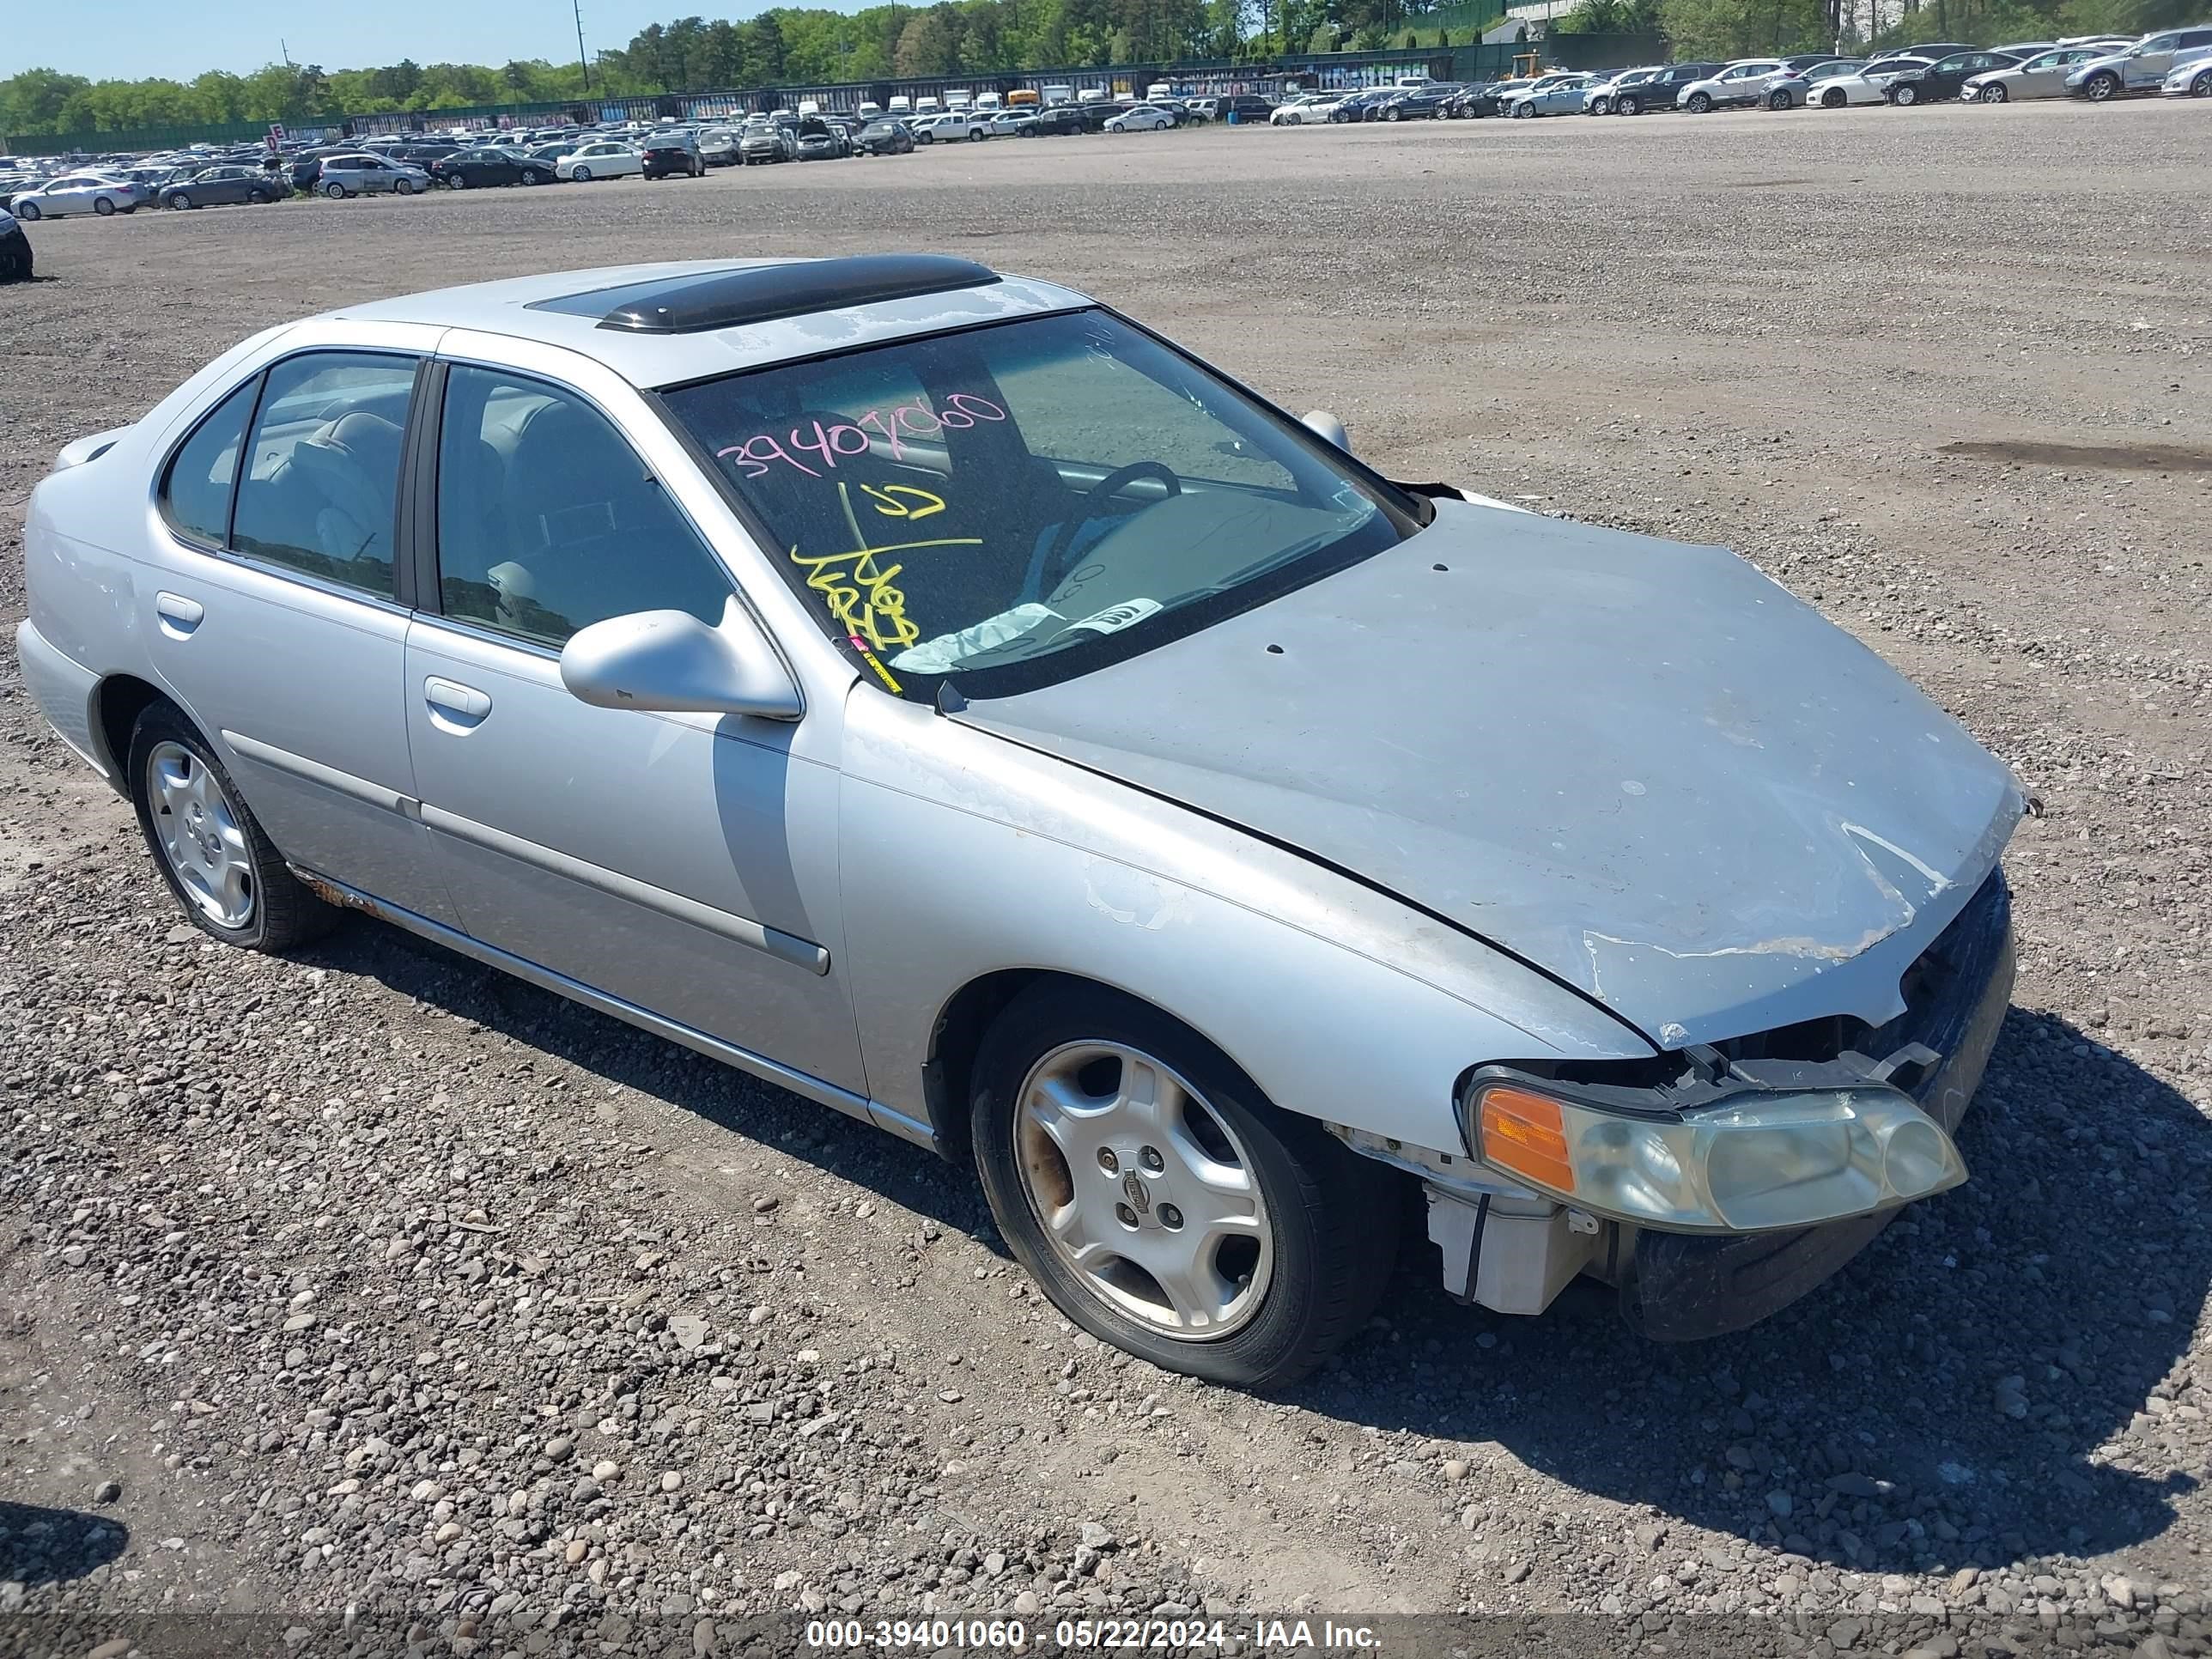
[971, 984, 1399, 1389]
[1980, 82, 2008, 101]
[521, 168, 543, 184]
[127, 703, 337, 953]
[573, 166, 592, 180]
[2084, 70, 2119, 100]
[1892, 82, 1918, 105]
[1616, 94, 1641, 115]
[167, 192, 191, 210]
[1686, 91, 1712, 112]
[393, 177, 416, 194]
[1385, 106, 1402, 120]
[1768, 88, 1792, 110]
[15, 201, 40, 221]
[1821, 87, 1847, 107]
[2192, 69, 2211, 95]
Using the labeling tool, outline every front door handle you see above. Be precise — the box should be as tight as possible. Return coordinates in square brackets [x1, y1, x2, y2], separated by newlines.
[423, 676, 492, 732]
[155, 592, 204, 638]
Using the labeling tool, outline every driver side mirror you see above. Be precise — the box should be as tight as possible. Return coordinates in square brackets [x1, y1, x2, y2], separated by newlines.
[561, 595, 802, 720]
[1302, 410, 1352, 453]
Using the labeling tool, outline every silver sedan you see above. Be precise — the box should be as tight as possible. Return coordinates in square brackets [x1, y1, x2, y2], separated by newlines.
[15, 256, 2022, 1386]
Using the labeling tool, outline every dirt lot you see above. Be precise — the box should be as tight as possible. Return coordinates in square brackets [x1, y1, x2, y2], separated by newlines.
[3, 100, 2210, 1656]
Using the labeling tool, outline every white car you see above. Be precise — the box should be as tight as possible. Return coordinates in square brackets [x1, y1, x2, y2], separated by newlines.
[555, 142, 645, 182]
[1808, 58, 1929, 106]
[910, 112, 989, 143]
[984, 110, 1028, 136]
[2067, 26, 2212, 98]
[2161, 41, 2212, 92]
[1766, 58, 1870, 106]
[1104, 105, 1176, 132]
[1503, 73, 1596, 116]
[1963, 45, 2116, 100]
[1271, 93, 1346, 124]
[9, 173, 143, 219]
[1675, 59, 1789, 112]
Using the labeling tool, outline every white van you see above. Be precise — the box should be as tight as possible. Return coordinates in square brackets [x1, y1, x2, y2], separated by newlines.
[797, 99, 821, 115]
[887, 94, 912, 113]
[945, 88, 973, 108]
[857, 100, 883, 118]
[975, 89, 1002, 109]
[1395, 74, 1434, 88]
[915, 95, 941, 113]
[1041, 83, 1074, 104]
[1146, 81, 1173, 100]
[1075, 87, 1108, 102]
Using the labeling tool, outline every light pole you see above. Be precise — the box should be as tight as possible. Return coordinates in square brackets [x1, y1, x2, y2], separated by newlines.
[574, 0, 592, 94]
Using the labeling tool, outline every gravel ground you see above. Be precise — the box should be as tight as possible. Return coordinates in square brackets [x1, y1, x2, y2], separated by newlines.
[3, 100, 2209, 1657]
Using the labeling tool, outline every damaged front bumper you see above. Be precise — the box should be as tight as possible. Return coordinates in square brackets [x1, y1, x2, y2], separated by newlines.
[1378, 869, 2014, 1337]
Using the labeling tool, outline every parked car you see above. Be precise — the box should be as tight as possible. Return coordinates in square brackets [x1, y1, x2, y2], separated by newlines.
[793, 118, 850, 160]
[2160, 44, 2212, 92]
[1886, 47, 2031, 102]
[159, 166, 284, 210]
[1104, 104, 1176, 132]
[556, 142, 645, 182]
[984, 110, 1030, 136]
[1442, 78, 1527, 116]
[1962, 44, 2112, 98]
[2068, 27, 2212, 98]
[1018, 106, 1088, 136]
[1866, 41, 1975, 66]
[9, 173, 143, 218]
[1610, 63, 1723, 112]
[16, 252, 2025, 1389]
[1376, 82, 1464, 118]
[1270, 91, 1345, 124]
[1584, 68, 1660, 113]
[317, 154, 431, 198]
[698, 128, 743, 166]
[1676, 58, 1790, 111]
[913, 111, 991, 142]
[429, 148, 554, 189]
[855, 118, 917, 154]
[1765, 58, 1869, 106]
[1504, 73, 1598, 116]
[641, 134, 705, 179]
[1809, 58, 1929, 104]
[1328, 88, 1398, 120]
[738, 123, 798, 163]
[0, 205, 32, 281]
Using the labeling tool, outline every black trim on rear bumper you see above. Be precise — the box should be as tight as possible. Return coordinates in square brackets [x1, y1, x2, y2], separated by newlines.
[1620, 868, 2014, 1341]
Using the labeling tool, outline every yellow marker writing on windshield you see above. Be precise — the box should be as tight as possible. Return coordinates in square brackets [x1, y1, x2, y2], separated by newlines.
[860, 483, 946, 521]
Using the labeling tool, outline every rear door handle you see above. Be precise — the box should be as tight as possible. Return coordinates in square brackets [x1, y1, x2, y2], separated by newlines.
[155, 592, 204, 638]
[423, 676, 492, 731]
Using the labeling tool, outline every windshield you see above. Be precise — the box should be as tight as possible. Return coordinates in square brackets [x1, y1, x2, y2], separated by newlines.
[661, 308, 1424, 701]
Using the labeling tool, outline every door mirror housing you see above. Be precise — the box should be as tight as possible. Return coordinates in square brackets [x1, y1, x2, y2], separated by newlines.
[1302, 410, 1352, 453]
[560, 596, 803, 720]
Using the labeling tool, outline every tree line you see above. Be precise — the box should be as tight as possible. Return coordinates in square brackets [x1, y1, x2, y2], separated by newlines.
[2, 0, 2190, 140]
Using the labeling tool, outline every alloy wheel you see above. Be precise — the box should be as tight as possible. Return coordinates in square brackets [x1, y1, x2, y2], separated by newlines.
[146, 741, 254, 929]
[1012, 1041, 1273, 1340]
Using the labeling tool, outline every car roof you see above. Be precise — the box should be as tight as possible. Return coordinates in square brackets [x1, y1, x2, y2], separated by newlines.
[324, 257, 1090, 391]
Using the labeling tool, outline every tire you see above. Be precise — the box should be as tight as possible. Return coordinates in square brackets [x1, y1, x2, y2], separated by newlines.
[1821, 87, 1847, 107]
[1768, 89, 1791, 110]
[167, 192, 191, 210]
[1980, 82, 2008, 101]
[1893, 82, 1918, 105]
[94, 196, 118, 216]
[448, 171, 468, 187]
[2085, 70, 2119, 100]
[393, 177, 415, 194]
[573, 166, 592, 181]
[1686, 91, 1712, 112]
[1385, 106, 1401, 120]
[15, 201, 39, 221]
[2193, 70, 2211, 96]
[1617, 94, 1641, 115]
[521, 168, 543, 185]
[970, 983, 1399, 1389]
[969, 127, 986, 140]
[324, 180, 347, 198]
[126, 702, 338, 954]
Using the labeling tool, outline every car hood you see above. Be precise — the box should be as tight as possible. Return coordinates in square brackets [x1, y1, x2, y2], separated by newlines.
[953, 501, 2023, 1049]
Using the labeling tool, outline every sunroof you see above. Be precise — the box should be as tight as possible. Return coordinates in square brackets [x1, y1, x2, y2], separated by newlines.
[526, 255, 1001, 335]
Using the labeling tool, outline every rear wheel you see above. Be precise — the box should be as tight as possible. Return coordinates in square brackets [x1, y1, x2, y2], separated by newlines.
[448, 171, 468, 187]
[971, 983, 1399, 1389]
[969, 127, 987, 140]
[127, 702, 337, 953]
[94, 196, 117, 216]
[324, 180, 347, 198]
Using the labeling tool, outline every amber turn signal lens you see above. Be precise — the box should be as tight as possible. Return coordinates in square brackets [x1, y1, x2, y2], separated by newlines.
[1477, 1085, 1577, 1194]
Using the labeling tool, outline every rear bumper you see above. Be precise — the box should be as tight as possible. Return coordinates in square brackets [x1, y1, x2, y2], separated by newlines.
[15, 617, 108, 779]
[1620, 871, 2014, 1340]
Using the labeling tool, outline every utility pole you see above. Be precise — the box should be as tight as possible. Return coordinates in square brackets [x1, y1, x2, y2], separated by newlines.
[574, 0, 592, 94]
[280, 37, 293, 66]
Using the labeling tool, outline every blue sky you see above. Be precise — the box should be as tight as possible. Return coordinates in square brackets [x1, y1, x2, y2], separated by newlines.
[17, 0, 826, 82]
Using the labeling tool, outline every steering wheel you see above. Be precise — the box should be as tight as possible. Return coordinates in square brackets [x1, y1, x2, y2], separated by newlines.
[1042, 462, 1182, 596]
